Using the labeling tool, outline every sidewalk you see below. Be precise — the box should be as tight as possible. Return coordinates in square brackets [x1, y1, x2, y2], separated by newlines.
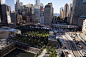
[38, 49, 46, 57]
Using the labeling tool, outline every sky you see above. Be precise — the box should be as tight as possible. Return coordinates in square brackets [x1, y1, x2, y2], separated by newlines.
[1, 0, 71, 13]
[1, 0, 15, 11]
[20, 0, 71, 13]
[5, 0, 15, 11]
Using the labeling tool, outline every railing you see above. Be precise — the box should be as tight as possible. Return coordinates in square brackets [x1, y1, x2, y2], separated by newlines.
[0, 42, 40, 57]
[0, 44, 16, 57]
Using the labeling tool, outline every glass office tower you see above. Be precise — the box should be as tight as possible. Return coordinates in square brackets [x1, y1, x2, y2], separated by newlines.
[35, 0, 40, 5]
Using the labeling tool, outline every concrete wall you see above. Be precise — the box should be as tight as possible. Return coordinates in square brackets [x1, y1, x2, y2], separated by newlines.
[0, 31, 9, 39]
[48, 40, 57, 46]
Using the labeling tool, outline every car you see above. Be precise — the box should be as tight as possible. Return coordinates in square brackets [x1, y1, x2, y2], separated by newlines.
[79, 46, 83, 49]
[56, 45, 58, 49]
[75, 42, 79, 45]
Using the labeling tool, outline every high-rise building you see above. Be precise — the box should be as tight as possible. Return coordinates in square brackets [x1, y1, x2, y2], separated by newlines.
[35, 0, 40, 5]
[34, 0, 40, 23]
[15, 0, 20, 14]
[34, 5, 40, 23]
[1, 0, 5, 4]
[70, 0, 86, 26]
[67, 3, 73, 24]
[64, 3, 69, 18]
[16, 0, 20, 9]
[80, 19, 86, 41]
[26, 3, 32, 7]
[5, 0, 16, 25]
[62, 10, 65, 19]
[44, 3, 53, 25]
[0, 0, 16, 26]
[16, 14, 22, 23]
[64, 3, 69, 22]
[1, 4, 11, 24]
[60, 7, 63, 18]
[40, 3, 44, 24]
[40, 11, 44, 24]
[20, 2, 23, 6]
[82, 19, 86, 35]
[40, 3, 43, 11]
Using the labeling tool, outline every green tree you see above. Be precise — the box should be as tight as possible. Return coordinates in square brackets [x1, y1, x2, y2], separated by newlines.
[49, 46, 52, 49]
[40, 48, 43, 52]
[9, 41, 11, 43]
[47, 43, 49, 46]
[46, 48, 49, 53]
[49, 54, 52, 57]
[43, 45, 46, 49]
[35, 55, 37, 57]
[6, 42, 8, 45]
[38, 40, 41, 43]
[38, 51, 41, 55]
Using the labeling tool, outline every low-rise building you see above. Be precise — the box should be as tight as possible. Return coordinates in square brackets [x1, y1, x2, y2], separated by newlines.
[0, 26, 21, 39]
[48, 35, 57, 46]
[49, 31, 54, 35]
[80, 49, 86, 56]
[80, 19, 86, 43]
[52, 24, 78, 29]
[0, 26, 21, 47]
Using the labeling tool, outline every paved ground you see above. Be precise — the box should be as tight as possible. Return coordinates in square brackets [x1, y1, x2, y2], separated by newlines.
[38, 49, 46, 57]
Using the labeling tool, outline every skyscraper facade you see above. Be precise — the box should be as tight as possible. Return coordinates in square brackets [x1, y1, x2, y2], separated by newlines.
[1, 4, 11, 24]
[80, 19, 86, 41]
[34, 0, 40, 23]
[34, 5, 40, 23]
[15, 0, 20, 14]
[26, 3, 32, 7]
[60, 7, 63, 19]
[0, 0, 16, 25]
[70, 0, 86, 26]
[40, 3, 44, 24]
[44, 3, 53, 25]
[5, 0, 16, 25]
[40, 3, 43, 11]
[67, 3, 73, 24]
[64, 3, 69, 22]
[62, 10, 65, 19]
[64, 3, 69, 18]
[35, 0, 40, 5]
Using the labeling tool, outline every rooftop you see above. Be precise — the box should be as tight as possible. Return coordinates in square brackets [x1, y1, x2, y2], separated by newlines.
[0, 26, 20, 32]
[48, 35, 57, 41]
[80, 14, 86, 18]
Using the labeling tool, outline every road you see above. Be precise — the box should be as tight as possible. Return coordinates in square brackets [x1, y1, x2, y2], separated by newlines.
[69, 40, 81, 57]
[38, 49, 46, 57]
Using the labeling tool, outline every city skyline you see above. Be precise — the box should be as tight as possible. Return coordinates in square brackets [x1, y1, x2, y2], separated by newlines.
[1, 0, 71, 13]
[0, 0, 86, 57]
[20, 0, 71, 13]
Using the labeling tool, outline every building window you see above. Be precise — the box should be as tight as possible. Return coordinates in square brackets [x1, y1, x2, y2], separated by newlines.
[83, 0, 86, 2]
